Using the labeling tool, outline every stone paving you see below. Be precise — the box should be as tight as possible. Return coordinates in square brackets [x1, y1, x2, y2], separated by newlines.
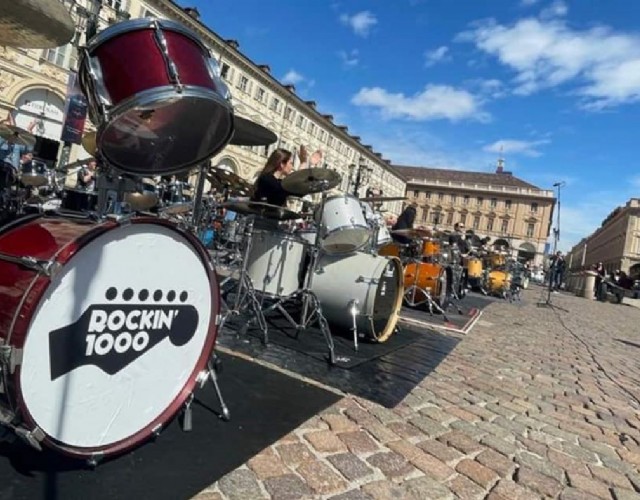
[194, 287, 640, 499]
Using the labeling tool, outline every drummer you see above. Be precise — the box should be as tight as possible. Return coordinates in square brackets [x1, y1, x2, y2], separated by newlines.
[391, 204, 417, 245]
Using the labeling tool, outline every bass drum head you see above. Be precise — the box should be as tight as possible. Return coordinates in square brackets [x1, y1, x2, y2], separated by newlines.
[311, 253, 402, 342]
[18, 221, 216, 456]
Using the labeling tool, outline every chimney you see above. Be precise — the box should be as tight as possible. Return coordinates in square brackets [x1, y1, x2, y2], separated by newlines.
[284, 84, 296, 93]
[258, 64, 271, 74]
[225, 39, 240, 50]
[183, 7, 200, 20]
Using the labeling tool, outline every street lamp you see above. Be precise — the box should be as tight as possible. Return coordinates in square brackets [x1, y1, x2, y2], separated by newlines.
[551, 181, 566, 254]
[349, 157, 373, 197]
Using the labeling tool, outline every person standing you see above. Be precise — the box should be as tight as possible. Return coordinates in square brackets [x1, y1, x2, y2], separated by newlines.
[76, 158, 97, 191]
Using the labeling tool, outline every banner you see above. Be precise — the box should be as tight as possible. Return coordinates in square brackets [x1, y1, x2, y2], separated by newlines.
[60, 72, 88, 144]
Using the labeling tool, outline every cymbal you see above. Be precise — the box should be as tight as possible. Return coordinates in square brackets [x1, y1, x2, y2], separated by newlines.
[0, 0, 75, 49]
[281, 168, 342, 196]
[229, 116, 277, 146]
[82, 132, 97, 156]
[206, 167, 253, 196]
[0, 123, 36, 147]
[222, 201, 300, 220]
[359, 196, 407, 203]
[391, 228, 437, 239]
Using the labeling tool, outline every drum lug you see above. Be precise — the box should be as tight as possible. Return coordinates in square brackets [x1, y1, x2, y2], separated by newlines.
[14, 426, 45, 451]
[87, 452, 105, 468]
[152, 423, 163, 437]
[0, 344, 22, 374]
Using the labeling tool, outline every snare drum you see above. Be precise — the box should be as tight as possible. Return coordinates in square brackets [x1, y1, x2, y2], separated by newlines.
[246, 230, 307, 297]
[311, 253, 403, 342]
[61, 189, 98, 212]
[20, 160, 50, 187]
[466, 257, 483, 278]
[79, 18, 234, 176]
[0, 215, 219, 458]
[316, 194, 370, 254]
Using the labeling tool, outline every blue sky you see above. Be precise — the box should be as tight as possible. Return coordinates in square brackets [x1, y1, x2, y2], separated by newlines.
[178, 0, 640, 251]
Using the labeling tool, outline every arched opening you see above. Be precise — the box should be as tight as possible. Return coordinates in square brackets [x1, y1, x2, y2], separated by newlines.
[629, 263, 640, 280]
[493, 238, 510, 250]
[13, 88, 65, 141]
[517, 242, 537, 263]
[215, 156, 239, 174]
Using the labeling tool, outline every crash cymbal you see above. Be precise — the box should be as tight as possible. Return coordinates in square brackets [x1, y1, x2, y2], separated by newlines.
[206, 167, 253, 197]
[229, 116, 278, 146]
[391, 228, 438, 239]
[82, 131, 97, 156]
[281, 168, 342, 196]
[359, 196, 407, 203]
[0, 123, 36, 147]
[222, 201, 300, 220]
[0, 0, 75, 49]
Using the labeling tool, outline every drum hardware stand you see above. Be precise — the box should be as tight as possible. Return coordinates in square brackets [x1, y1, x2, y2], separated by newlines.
[403, 252, 451, 322]
[219, 216, 268, 338]
[258, 200, 336, 365]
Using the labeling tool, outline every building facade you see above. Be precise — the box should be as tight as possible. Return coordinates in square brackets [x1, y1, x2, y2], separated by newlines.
[394, 162, 555, 266]
[567, 198, 640, 277]
[0, 0, 406, 214]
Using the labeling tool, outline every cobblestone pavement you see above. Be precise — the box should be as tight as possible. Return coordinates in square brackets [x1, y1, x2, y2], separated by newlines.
[195, 287, 640, 500]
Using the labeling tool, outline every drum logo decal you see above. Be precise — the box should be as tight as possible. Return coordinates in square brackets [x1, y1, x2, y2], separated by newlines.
[48, 287, 199, 380]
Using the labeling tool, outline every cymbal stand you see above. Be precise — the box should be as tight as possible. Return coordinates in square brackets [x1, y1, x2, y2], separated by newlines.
[259, 194, 336, 364]
[219, 215, 268, 336]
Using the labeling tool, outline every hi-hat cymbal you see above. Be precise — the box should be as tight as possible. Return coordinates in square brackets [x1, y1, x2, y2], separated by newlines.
[206, 167, 253, 197]
[0, 123, 36, 147]
[82, 131, 97, 156]
[359, 196, 407, 203]
[0, 0, 75, 49]
[229, 116, 277, 146]
[222, 200, 300, 220]
[281, 168, 342, 196]
[391, 228, 438, 239]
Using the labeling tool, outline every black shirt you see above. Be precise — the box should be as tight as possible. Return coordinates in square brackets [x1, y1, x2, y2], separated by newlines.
[251, 173, 289, 207]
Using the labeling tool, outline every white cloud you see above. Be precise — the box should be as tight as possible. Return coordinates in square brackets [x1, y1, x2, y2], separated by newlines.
[351, 84, 489, 122]
[339, 11, 378, 37]
[483, 139, 550, 157]
[424, 46, 451, 67]
[460, 17, 640, 108]
[338, 49, 359, 67]
[540, 0, 568, 20]
[281, 69, 304, 85]
[520, 0, 539, 6]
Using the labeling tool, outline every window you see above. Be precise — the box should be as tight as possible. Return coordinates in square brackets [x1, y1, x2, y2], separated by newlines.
[284, 107, 293, 121]
[486, 218, 494, 231]
[501, 219, 509, 233]
[527, 223, 535, 237]
[477, 197, 483, 206]
[220, 63, 230, 80]
[270, 97, 281, 113]
[437, 192, 444, 201]
[505, 199, 512, 211]
[430, 212, 441, 224]
[459, 214, 467, 226]
[450, 194, 456, 204]
[421, 209, 428, 223]
[308, 122, 316, 135]
[296, 115, 305, 128]
[446, 212, 454, 224]
[473, 216, 480, 230]
[490, 198, 497, 208]
[413, 190, 419, 198]
[328, 136, 334, 148]
[105, 0, 123, 9]
[463, 195, 470, 205]
[238, 75, 249, 92]
[43, 44, 77, 69]
[255, 87, 265, 102]
[531, 202, 538, 213]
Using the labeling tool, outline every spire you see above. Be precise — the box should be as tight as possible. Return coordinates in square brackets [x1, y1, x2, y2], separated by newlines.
[496, 146, 505, 174]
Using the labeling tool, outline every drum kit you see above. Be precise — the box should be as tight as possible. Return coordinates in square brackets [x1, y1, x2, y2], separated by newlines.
[0, 7, 411, 465]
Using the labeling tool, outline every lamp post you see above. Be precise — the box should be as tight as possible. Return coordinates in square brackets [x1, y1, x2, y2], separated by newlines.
[551, 181, 565, 254]
[349, 157, 373, 197]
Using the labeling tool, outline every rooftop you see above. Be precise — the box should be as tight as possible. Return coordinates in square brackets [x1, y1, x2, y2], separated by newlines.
[393, 165, 542, 190]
